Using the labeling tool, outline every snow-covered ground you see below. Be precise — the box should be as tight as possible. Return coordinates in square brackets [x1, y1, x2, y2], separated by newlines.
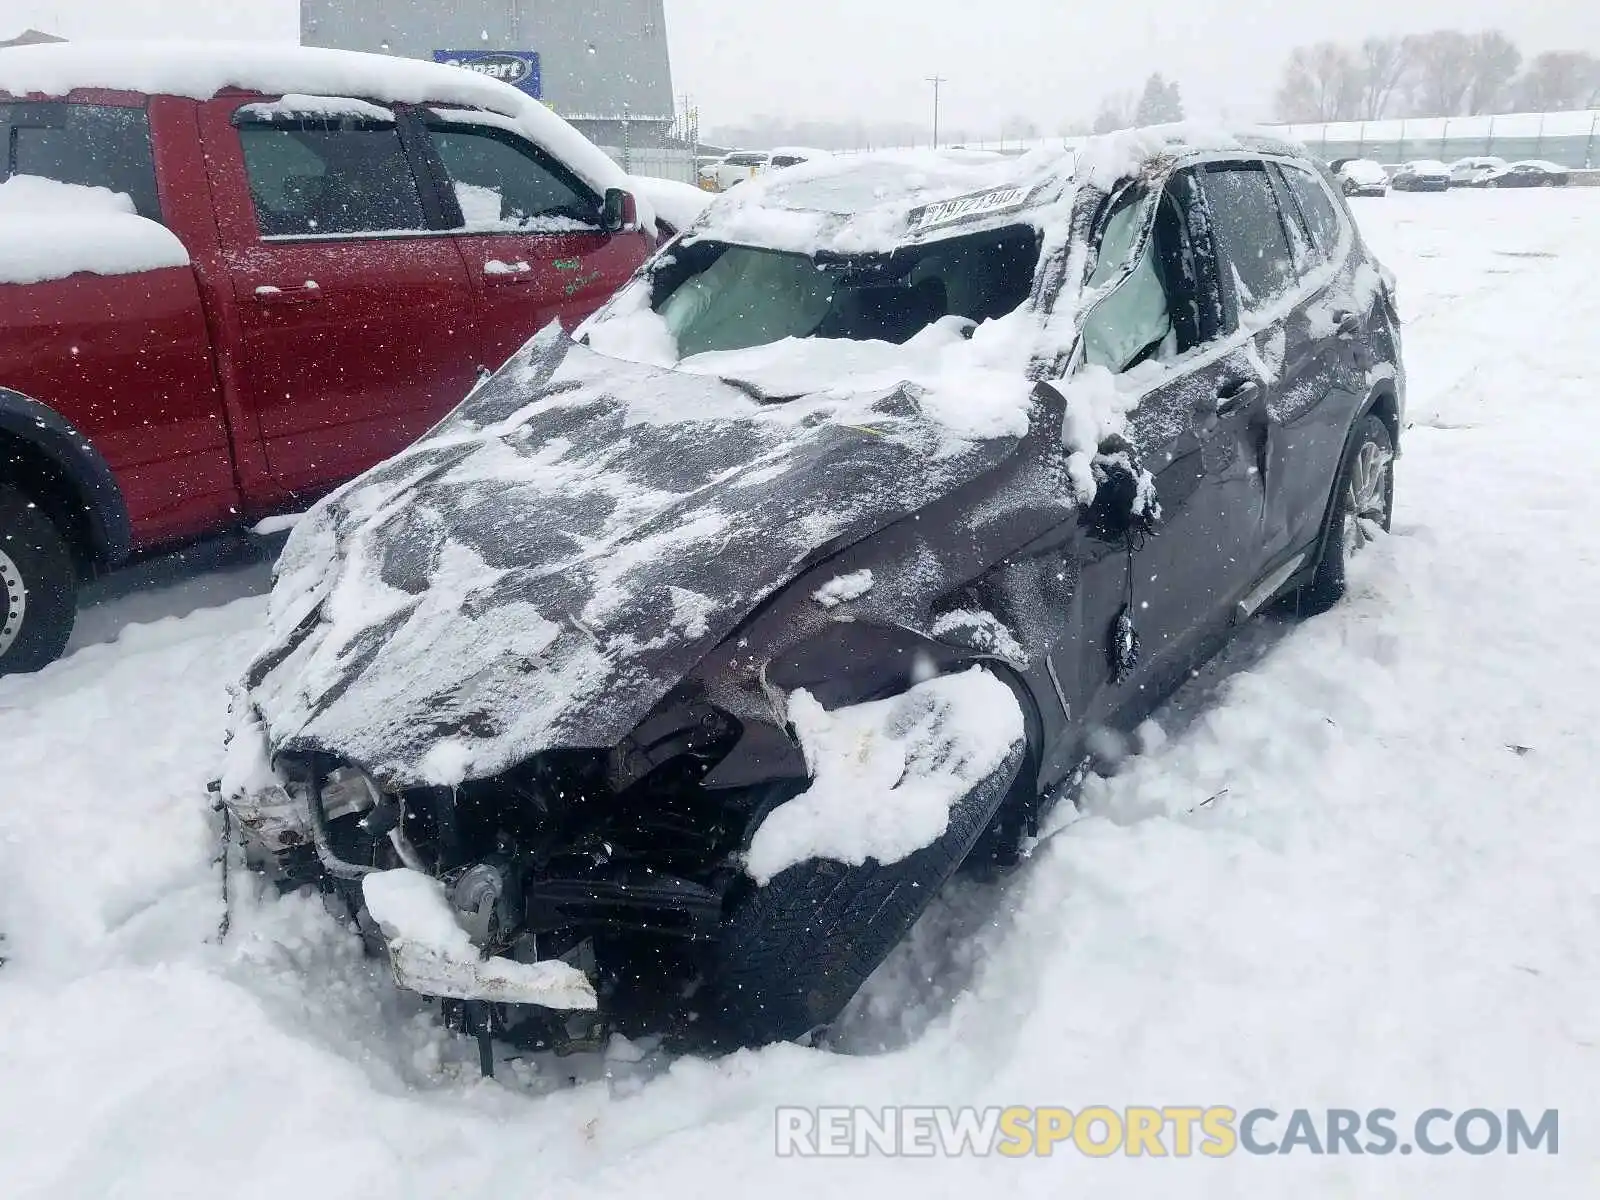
[3, 189, 1598, 1197]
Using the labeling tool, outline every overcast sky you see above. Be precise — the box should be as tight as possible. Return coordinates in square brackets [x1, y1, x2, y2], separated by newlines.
[6, 0, 1597, 130]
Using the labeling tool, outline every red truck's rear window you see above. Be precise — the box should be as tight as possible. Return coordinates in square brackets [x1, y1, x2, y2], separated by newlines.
[0, 101, 162, 223]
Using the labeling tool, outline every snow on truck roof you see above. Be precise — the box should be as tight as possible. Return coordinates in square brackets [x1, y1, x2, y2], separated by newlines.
[685, 123, 1306, 256]
[0, 40, 632, 203]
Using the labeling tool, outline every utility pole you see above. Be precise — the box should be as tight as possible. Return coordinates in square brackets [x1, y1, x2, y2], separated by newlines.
[927, 75, 947, 148]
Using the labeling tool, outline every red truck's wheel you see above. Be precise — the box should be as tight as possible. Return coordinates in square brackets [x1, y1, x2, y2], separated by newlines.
[0, 487, 77, 676]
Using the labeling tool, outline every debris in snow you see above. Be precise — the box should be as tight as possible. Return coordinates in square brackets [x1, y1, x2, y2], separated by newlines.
[744, 668, 1024, 884]
[812, 570, 875, 609]
[361, 869, 597, 1009]
[930, 609, 1028, 664]
[0, 175, 190, 286]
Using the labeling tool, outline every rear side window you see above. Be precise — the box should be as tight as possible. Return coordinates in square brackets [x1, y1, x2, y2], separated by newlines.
[1281, 165, 1345, 266]
[1201, 163, 1296, 313]
[0, 102, 162, 222]
[423, 116, 600, 232]
[235, 115, 426, 238]
[724, 153, 766, 167]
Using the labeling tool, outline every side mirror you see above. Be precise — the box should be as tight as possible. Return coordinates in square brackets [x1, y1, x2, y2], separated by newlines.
[601, 187, 637, 233]
[1083, 435, 1161, 542]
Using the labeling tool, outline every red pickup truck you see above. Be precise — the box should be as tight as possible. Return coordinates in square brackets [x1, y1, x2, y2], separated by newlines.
[0, 43, 659, 674]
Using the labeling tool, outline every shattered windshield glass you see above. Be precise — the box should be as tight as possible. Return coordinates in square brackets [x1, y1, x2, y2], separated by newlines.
[651, 225, 1041, 358]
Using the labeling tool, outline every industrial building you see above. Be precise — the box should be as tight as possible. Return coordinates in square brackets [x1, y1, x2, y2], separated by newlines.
[299, 0, 678, 152]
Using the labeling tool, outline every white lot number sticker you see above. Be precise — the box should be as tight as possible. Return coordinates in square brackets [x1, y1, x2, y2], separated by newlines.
[912, 186, 1031, 233]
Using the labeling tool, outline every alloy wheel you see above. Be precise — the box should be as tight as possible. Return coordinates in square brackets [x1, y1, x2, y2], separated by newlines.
[1342, 440, 1393, 560]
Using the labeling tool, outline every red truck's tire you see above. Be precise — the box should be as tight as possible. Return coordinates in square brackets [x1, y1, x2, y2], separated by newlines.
[0, 486, 77, 676]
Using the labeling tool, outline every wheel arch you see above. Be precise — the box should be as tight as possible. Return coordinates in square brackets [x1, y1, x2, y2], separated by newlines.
[0, 388, 131, 576]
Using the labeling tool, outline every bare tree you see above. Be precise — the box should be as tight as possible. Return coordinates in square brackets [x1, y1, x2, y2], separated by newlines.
[1405, 30, 1476, 116]
[1515, 51, 1600, 112]
[1276, 43, 1363, 122]
[1465, 31, 1521, 114]
[1358, 36, 1412, 119]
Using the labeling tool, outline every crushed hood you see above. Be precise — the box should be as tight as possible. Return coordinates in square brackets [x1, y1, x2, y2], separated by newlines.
[244, 325, 1032, 788]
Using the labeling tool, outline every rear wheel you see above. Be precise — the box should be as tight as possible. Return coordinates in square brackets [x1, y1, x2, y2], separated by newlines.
[0, 486, 78, 676]
[1294, 414, 1394, 617]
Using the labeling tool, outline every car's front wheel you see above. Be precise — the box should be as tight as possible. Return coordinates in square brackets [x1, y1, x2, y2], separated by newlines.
[699, 689, 1027, 1047]
[0, 486, 78, 676]
[1294, 413, 1394, 616]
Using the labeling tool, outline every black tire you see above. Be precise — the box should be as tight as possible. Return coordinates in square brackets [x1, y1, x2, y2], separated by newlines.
[1294, 413, 1394, 617]
[700, 739, 1027, 1047]
[0, 486, 78, 676]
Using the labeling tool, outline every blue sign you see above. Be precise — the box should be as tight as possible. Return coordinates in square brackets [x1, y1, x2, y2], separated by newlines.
[434, 50, 542, 99]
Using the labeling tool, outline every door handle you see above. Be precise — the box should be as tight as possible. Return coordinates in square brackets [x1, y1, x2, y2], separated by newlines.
[1212, 378, 1262, 417]
[483, 260, 534, 285]
[1333, 310, 1362, 338]
[253, 281, 322, 305]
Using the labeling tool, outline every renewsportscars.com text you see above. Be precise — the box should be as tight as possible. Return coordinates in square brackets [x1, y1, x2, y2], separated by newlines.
[774, 1106, 1559, 1158]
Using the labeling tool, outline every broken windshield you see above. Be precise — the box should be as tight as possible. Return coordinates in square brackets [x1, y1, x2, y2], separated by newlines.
[650, 225, 1041, 359]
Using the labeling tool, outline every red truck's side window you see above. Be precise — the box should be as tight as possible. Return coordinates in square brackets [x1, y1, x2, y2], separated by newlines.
[236, 119, 427, 238]
[420, 111, 653, 369]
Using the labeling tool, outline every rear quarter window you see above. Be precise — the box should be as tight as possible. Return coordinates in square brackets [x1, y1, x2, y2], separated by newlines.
[1281, 164, 1347, 266]
[0, 102, 162, 222]
[1201, 163, 1297, 314]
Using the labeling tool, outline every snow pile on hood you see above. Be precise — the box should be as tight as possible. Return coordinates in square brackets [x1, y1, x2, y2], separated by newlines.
[743, 667, 1025, 884]
[0, 174, 190, 286]
[361, 869, 597, 1009]
[0, 41, 635, 216]
[586, 313, 1038, 446]
[244, 325, 1031, 787]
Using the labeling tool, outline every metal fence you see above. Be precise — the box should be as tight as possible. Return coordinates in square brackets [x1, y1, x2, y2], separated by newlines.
[1279, 111, 1600, 169]
[595, 145, 698, 183]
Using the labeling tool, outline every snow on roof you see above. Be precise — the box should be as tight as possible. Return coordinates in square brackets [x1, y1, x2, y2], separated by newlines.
[689, 148, 1073, 255]
[0, 41, 635, 211]
[688, 123, 1303, 256]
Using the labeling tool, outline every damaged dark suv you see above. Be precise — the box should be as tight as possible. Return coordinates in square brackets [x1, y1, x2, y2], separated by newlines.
[221, 128, 1404, 1060]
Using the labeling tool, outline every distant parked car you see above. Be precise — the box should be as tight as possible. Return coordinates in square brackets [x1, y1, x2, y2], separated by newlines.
[1477, 160, 1571, 189]
[1335, 158, 1390, 197]
[702, 147, 830, 192]
[1448, 156, 1508, 186]
[1391, 160, 1452, 192]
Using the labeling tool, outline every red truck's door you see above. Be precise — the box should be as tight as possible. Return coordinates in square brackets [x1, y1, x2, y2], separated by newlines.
[197, 97, 479, 497]
[412, 110, 653, 370]
[0, 95, 238, 549]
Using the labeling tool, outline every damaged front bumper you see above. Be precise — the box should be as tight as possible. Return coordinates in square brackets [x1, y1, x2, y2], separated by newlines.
[359, 867, 597, 1010]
